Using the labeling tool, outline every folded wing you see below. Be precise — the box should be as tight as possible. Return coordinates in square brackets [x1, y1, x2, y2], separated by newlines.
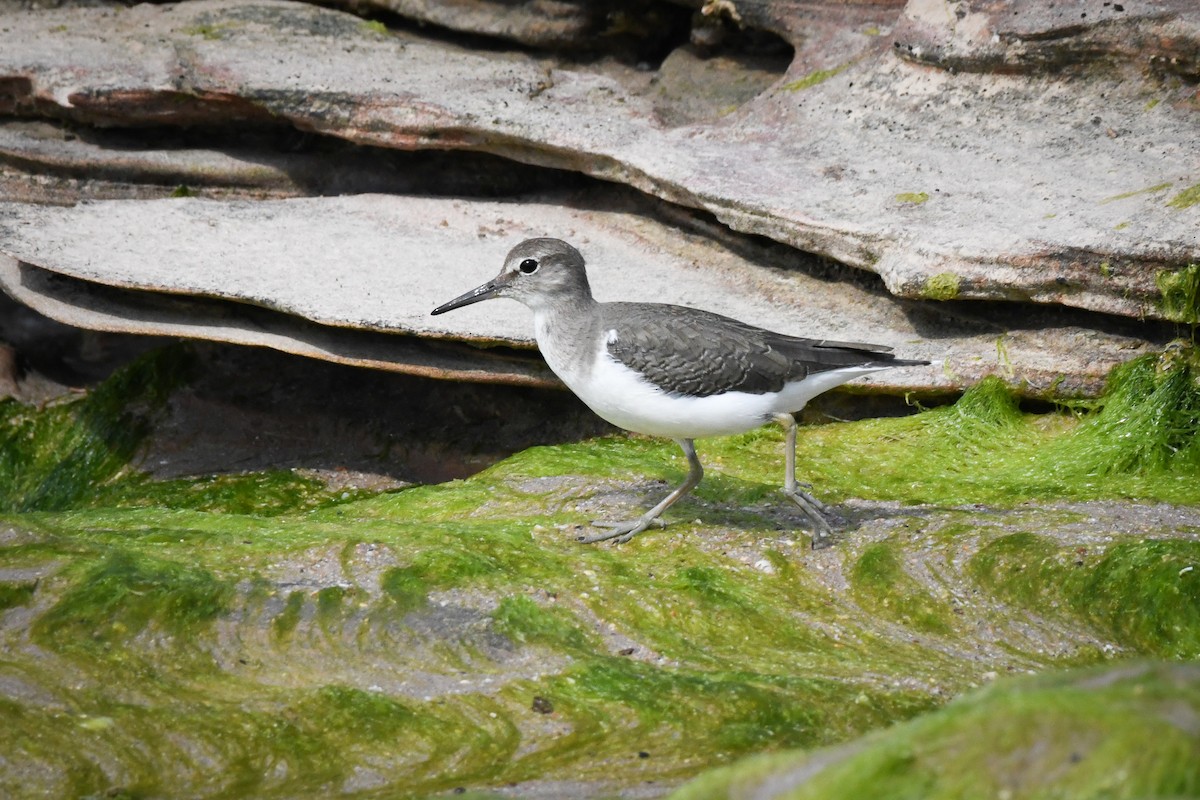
[603, 303, 911, 398]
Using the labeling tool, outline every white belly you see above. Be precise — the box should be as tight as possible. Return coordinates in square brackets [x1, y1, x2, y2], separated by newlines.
[559, 349, 893, 440]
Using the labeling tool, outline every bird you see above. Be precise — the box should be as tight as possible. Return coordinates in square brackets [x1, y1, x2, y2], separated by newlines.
[431, 238, 929, 546]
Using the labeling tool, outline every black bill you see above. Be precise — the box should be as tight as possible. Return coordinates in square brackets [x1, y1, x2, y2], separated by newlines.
[430, 272, 513, 316]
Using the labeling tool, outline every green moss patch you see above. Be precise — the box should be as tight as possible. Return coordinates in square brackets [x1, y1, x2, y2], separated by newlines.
[671, 662, 1200, 800]
[0, 580, 36, 610]
[0, 347, 191, 513]
[781, 63, 851, 92]
[3, 343, 1200, 796]
[1156, 263, 1200, 325]
[15, 342, 1200, 522]
[1167, 183, 1200, 209]
[708, 349, 1200, 508]
[33, 550, 232, 657]
[492, 595, 594, 652]
[971, 535, 1200, 659]
[1098, 182, 1173, 203]
[851, 541, 954, 635]
[97, 470, 359, 516]
[920, 272, 959, 301]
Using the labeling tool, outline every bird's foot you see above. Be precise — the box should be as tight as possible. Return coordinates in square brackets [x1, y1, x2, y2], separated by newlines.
[577, 517, 667, 545]
[782, 486, 842, 550]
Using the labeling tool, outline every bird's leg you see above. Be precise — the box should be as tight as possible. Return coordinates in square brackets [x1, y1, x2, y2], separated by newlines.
[579, 438, 704, 544]
[774, 413, 835, 547]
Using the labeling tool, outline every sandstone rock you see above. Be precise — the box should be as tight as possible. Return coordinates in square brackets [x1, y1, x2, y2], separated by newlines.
[0, 0, 1194, 320]
[0, 193, 1162, 397]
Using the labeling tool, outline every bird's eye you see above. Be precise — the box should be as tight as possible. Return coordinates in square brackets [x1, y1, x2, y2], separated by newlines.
[519, 258, 539, 274]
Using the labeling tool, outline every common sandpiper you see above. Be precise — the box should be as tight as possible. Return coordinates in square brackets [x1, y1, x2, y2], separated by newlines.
[432, 238, 929, 546]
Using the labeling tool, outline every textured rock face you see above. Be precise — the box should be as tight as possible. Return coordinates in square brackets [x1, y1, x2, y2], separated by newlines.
[0, 3, 1199, 797]
[0, 194, 1163, 398]
[893, 0, 1200, 75]
[0, 0, 1195, 328]
[0, 0, 1195, 396]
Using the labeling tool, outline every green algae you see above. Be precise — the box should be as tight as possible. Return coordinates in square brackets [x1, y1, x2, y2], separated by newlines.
[182, 23, 234, 40]
[707, 350, 1200, 508]
[0, 580, 35, 610]
[670, 662, 1200, 800]
[375, 526, 543, 616]
[971, 534, 1200, 659]
[3, 344, 1200, 795]
[920, 272, 959, 301]
[0, 347, 191, 513]
[33, 550, 232, 658]
[273, 589, 306, 639]
[0, 344, 388, 520]
[0, 505, 945, 793]
[1167, 183, 1200, 209]
[781, 63, 851, 92]
[492, 595, 593, 652]
[1156, 263, 1200, 325]
[851, 542, 953, 635]
[894, 192, 929, 205]
[37, 338, 1200, 525]
[98, 469, 362, 516]
[1098, 182, 1173, 203]
[1079, 541, 1200, 658]
[1047, 344, 1200, 477]
[536, 657, 923, 754]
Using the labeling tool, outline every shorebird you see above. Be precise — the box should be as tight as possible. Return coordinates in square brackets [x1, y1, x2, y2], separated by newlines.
[432, 238, 928, 545]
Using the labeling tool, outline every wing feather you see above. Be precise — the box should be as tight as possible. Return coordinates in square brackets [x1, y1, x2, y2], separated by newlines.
[601, 303, 906, 397]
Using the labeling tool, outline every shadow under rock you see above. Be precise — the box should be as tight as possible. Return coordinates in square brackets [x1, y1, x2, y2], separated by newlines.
[0, 292, 612, 485]
[142, 342, 613, 485]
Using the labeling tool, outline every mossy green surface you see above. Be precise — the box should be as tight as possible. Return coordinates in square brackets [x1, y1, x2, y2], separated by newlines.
[1157, 263, 1200, 325]
[2, 345, 1200, 797]
[0, 347, 190, 512]
[0, 580, 36, 610]
[706, 351, 1200, 507]
[920, 272, 959, 300]
[851, 541, 953, 635]
[1099, 182, 1173, 203]
[33, 550, 232, 658]
[669, 662, 1200, 800]
[971, 534, 1200, 659]
[894, 192, 929, 205]
[781, 63, 851, 92]
[1167, 183, 1200, 209]
[182, 22, 234, 40]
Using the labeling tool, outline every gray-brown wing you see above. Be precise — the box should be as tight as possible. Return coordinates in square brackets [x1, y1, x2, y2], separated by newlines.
[601, 302, 896, 397]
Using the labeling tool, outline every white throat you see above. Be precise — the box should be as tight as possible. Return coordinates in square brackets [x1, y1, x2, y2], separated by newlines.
[531, 301, 601, 388]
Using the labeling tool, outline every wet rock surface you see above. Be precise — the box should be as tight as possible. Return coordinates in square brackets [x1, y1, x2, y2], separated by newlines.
[1, 334, 1199, 798]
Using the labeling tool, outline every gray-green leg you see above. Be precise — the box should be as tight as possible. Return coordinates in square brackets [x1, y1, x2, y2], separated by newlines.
[775, 413, 835, 547]
[578, 438, 703, 544]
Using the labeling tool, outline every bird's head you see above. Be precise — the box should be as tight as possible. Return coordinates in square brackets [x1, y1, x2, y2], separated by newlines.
[431, 238, 593, 316]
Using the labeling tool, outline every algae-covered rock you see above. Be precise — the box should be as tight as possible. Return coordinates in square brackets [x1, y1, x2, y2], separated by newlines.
[670, 661, 1200, 800]
[2, 343, 1200, 797]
